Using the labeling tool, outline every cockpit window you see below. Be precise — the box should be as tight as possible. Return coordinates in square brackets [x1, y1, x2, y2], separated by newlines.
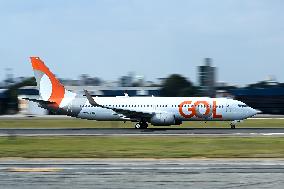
[238, 104, 248, 108]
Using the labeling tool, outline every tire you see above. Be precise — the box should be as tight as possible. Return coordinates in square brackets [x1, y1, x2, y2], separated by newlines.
[141, 122, 148, 129]
[135, 123, 141, 129]
[135, 122, 148, 129]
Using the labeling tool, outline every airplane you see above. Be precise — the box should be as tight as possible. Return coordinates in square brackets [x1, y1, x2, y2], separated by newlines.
[24, 57, 258, 129]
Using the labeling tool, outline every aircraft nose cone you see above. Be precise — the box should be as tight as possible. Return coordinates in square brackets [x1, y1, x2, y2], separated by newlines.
[248, 108, 258, 117]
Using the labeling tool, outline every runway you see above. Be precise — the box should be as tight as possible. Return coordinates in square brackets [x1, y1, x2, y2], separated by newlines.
[0, 159, 283, 189]
[0, 128, 284, 137]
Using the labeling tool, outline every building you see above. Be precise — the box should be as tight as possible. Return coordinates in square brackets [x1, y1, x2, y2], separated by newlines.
[18, 87, 48, 115]
[66, 86, 160, 97]
[198, 58, 216, 97]
[0, 89, 8, 115]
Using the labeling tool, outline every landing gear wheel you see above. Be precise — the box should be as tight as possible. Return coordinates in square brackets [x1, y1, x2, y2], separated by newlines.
[230, 124, 236, 129]
[134, 122, 148, 129]
[135, 123, 141, 129]
[141, 122, 148, 129]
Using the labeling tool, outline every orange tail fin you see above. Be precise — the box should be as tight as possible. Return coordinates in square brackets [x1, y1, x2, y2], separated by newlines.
[30, 57, 65, 106]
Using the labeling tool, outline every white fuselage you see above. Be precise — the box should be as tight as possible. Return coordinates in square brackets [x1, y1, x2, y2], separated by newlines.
[75, 96, 257, 123]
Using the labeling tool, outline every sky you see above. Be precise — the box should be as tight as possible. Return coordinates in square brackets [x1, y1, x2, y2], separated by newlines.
[0, 0, 283, 85]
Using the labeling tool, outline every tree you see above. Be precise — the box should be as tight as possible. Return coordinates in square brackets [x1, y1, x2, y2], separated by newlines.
[160, 74, 198, 97]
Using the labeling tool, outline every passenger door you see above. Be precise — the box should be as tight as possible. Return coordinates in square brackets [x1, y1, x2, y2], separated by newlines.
[226, 103, 231, 113]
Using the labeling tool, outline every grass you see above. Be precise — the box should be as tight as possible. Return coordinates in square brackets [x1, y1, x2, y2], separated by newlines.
[0, 136, 283, 158]
[0, 118, 283, 128]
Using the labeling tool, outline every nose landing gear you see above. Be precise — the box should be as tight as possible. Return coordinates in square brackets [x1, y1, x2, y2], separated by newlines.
[230, 120, 242, 129]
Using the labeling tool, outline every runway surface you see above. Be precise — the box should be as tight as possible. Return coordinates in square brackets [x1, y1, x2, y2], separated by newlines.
[0, 128, 284, 137]
[0, 159, 283, 189]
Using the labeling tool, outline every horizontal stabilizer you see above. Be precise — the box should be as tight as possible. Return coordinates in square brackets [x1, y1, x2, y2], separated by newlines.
[22, 98, 56, 105]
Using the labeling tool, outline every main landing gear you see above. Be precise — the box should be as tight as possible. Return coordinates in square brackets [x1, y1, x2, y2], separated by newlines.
[134, 121, 148, 129]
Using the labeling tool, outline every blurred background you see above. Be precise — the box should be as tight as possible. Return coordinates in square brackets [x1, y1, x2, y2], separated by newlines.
[0, 0, 283, 116]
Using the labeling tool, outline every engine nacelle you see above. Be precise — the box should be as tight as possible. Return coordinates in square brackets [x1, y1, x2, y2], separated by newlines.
[150, 113, 178, 126]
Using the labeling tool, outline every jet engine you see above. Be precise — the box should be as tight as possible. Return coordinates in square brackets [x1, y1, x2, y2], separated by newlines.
[150, 113, 180, 126]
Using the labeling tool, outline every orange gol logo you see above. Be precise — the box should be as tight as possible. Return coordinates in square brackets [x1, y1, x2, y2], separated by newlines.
[179, 100, 222, 119]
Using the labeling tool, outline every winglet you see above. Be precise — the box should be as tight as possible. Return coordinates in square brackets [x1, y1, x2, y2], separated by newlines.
[84, 90, 101, 107]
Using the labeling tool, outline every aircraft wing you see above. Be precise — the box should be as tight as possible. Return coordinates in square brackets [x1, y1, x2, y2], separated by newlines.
[84, 90, 153, 120]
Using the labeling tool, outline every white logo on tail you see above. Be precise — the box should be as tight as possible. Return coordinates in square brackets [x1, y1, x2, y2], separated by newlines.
[39, 74, 52, 101]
